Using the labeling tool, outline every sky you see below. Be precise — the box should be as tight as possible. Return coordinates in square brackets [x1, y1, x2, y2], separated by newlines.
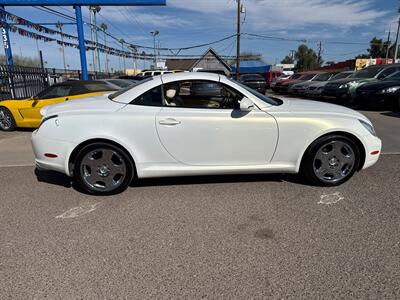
[2, 0, 399, 71]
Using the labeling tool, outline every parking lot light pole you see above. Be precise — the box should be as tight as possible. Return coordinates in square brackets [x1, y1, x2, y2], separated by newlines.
[74, 5, 88, 80]
[150, 30, 159, 69]
[236, 0, 241, 80]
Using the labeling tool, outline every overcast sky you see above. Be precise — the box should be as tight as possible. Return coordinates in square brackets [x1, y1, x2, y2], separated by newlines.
[3, 0, 398, 70]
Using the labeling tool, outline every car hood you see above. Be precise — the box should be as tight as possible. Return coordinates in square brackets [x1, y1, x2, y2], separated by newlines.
[307, 81, 329, 88]
[41, 95, 125, 117]
[292, 81, 317, 88]
[282, 79, 305, 87]
[327, 77, 361, 85]
[357, 80, 400, 91]
[266, 98, 369, 122]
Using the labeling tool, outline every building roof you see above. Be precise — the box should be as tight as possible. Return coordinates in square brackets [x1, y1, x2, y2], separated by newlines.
[165, 48, 231, 72]
[165, 59, 198, 71]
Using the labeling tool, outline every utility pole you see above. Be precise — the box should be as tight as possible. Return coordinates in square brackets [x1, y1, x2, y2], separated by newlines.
[385, 29, 391, 62]
[150, 30, 159, 69]
[236, 0, 241, 80]
[393, 6, 400, 64]
[120, 38, 126, 73]
[100, 23, 109, 73]
[56, 21, 67, 72]
[317, 41, 322, 66]
[89, 6, 101, 73]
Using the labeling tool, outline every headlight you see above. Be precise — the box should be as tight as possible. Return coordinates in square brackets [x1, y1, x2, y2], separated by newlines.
[359, 119, 376, 136]
[339, 81, 357, 89]
[376, 86, 400, 94]
[38, 115, 58, 130]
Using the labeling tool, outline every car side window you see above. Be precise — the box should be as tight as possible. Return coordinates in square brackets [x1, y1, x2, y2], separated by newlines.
[379, 67, 397, 79]
[130, 85, 163, 106]
[162, 80, 242, 109]
[36, 85, 72, 100]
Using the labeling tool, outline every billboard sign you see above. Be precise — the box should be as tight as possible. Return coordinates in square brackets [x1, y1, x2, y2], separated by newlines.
[0, 0, 165, 5]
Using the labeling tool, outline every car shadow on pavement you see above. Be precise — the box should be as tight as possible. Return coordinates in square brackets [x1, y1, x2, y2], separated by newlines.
[381, 111, 400, 118]
[34, 168, 311, 193]
[132, 173, 308, 188]
[34, 168, 73, 188]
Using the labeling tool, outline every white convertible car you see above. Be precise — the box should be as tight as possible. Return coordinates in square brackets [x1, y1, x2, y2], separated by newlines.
[32, 72, 381, 195]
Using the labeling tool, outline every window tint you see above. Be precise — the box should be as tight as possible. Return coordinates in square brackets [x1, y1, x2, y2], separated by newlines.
[153, 71, 161, 75]
[109, 77, 153, 100]
[351, 67, 384, 78]
[108, 79, 131, 88]
[378, 67, 398, 78]
[313, 73, 332, 81]
[331, 72, 353, 80]
[144, 72, 152, 76]
[131, 85, 163, 106]
[385, 71, 400, 80]
[163, 80, 242, 109]
[298, 74, 315, 80]
[36, 85, 71, 100]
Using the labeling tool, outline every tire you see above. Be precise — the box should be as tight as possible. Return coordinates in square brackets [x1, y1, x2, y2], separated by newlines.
[74, 142, 134, 195]
[0, 107, 16, 131]
[301, 135, 361, 187]
[394, 97, 400, 112]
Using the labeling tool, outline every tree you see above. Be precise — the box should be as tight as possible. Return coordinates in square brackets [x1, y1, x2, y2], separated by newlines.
[367, 37, 390, 58]
[0, 55, 40, 67]
[281, 55, 294, 64]
[355, 37, 393, 59]
[294, 44, 321, 71]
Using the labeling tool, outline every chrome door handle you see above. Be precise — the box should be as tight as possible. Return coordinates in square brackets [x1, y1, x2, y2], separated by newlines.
[159, 118, 181, 126]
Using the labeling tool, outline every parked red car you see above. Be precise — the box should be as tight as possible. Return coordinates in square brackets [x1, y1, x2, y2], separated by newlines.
[272, 73, 304, 92]
[265, 71, 283, 88]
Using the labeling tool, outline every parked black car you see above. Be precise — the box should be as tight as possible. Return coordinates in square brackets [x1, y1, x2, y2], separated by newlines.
[354, 71, 400, 110]
[323, 64, 400, 102]
[238, 74, 267, 94]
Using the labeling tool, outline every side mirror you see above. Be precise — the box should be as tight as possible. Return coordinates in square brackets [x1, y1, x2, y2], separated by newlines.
[240, 97, 255, 112]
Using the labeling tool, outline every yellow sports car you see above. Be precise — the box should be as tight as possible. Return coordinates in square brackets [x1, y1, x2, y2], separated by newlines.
[0, 80, 117, 131]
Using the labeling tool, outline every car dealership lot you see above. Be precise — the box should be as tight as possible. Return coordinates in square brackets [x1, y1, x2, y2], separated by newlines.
[0, 109, 399, 298]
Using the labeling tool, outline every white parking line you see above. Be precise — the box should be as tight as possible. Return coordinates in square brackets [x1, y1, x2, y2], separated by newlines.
[0, 163, 35, 168]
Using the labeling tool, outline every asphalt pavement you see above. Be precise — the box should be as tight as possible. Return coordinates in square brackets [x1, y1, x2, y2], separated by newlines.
[0, 107, 399, 299]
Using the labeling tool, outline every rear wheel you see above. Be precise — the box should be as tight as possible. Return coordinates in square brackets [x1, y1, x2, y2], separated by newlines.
[74, 143, 134, 195]
[0, 107, 16, 131]
[302, 135, 360, 186]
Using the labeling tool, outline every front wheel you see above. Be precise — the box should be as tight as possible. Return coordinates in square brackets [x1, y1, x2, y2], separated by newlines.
[302, 135, 361, 186]
[74, 143, 134, 195]
[0, 107, 16, 131]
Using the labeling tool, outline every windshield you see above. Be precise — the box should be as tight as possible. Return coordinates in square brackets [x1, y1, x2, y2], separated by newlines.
[290, 74, 302, 80]
[330, 72, 352, 80]
[313, 73, 332, 81]
[384, 71, 400, 80]
[298, 74, 315, 80]
[351, 67, 384, 79]
[240, 74, 264, 81]
[229, 78, 280, 106]
[108, 77, 153, 100]
[107, 79, 132, 88]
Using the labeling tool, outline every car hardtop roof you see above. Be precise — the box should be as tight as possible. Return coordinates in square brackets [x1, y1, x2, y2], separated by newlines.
[54, 80, 110, 87]
[160, 72, 221, 82]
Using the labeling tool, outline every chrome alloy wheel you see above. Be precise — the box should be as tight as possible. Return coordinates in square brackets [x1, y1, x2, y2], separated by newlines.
[80, 148, 127, 192]
[313, 140, 356, 183]
[0, 108, 12, 130]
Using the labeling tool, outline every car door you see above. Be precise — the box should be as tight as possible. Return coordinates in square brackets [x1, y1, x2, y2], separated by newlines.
[18, 84, 72, 123]
[156, 79, 278, 166]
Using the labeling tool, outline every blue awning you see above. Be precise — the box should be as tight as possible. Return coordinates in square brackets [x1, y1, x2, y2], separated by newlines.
[231, 60, 270, 74]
